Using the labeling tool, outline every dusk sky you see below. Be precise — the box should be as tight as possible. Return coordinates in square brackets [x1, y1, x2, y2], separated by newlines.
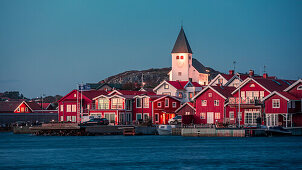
[0, 0, 301, 98]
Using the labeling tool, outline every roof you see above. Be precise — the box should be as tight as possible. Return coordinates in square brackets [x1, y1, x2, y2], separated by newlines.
[192, 86, 236, 100]
[108, 90, 156, 96]
[262, 91, 299, 101]
[175, 102, 196, 113]
[171, 27, 192, 53]
[232, 78, 295, 94]
[0, 101, 22, 112]
[81, 90, 109, 100]
[96, 83, 123, 90]
[192, 58, 208, 74]
[27, 102, 42, 110]
[284, 79, 302, 92]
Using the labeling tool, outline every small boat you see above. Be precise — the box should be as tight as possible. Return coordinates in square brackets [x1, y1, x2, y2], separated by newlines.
[157, 125, 176, 135]
[266, 126, 292, 136]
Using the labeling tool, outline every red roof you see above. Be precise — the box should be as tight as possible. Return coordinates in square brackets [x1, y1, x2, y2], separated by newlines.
[0, 101, 22, 112]
[27, 102, 42, 110]
[81, 90, 108, 100]
[221, 74, 234, 81]
[253, 78, 295, 92]
[113, 90, 156, 96]
[212, 86, 237, 98]
[278, 92, 299, 100]
[167, 81, 201, 90]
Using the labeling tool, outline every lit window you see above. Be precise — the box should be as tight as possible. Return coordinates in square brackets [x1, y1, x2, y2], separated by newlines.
[215, 112, 220, 119]
[67, 105, 71, 112]
[250, 84, 255, 87]
[162, 92, 171, 96]
[60, 105, 63, 112]
[164, 84, 169, 89]
[72, 105, 77, 112]
[214, 100, 219, 106]
[143, 98, 149, 108]
[200, 113, 206, 119]
[180, 56, 184, 59]
[201, 100, 207, 106]
[172, 102, 177, 108]
[60, 116, 64, 121]
[208, 93, 212, 97]
[157, 102, 161, 107]
[272, 99, 280, 108]
[178, 92, 183, 98]
[189, 92, 193, 99]
[218, 79, 223, 84]
[74, 94, 76, 97]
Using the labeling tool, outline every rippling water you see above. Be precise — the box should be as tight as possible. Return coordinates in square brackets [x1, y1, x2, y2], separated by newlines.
[0, 132, 302, 169]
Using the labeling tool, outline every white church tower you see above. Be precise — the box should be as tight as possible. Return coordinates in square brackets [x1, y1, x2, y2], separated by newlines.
[168, 27, 209, 85]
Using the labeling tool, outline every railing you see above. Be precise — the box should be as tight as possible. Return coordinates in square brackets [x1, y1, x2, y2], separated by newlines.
[90, 103, 124, 110]
[228, 97, 262, 105]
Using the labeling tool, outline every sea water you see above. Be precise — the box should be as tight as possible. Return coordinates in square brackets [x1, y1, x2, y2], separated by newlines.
[0, 132, 302, 169]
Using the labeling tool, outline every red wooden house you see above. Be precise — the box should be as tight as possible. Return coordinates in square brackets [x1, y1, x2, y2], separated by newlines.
[0, 101, 42, 113]
[262, 79, 302, 127]
[57, 90, 108, 123]
[192, 86, 236, 125]
[175, 102, 196, 124]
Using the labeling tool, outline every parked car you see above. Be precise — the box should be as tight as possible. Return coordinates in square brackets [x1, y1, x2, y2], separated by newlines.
[168, 115, 182, 124]
[81, 118, 109, 126]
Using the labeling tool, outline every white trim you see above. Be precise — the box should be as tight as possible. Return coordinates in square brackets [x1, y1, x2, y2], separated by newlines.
[136, 113, 142, 120]
[192, 86, 227, 100]
[133, 95, 150, 99]
[92, 94, 109, 100]
[153, 80, 181, 92]
[175, 102, 196, 113]
[284, 79, 302, 92]
[224, 74, 244, 87]
[14, 101, 33, 112]
[153, 95, 181, 102]
[231, 78, 271, 95]
[272, 99, 280, 108]
[108, 90, 123, 95]
[208, 74, 228, 86]
[262, 91, 290, 102]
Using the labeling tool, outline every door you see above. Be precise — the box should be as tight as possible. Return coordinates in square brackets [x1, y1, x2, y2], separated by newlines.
[207, 112, 214, 124]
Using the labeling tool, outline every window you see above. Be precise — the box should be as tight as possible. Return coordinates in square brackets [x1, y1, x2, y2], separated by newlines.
[289, 101, 296, 109]
[189, 92, 193, 99]
[157, 102, 162, 107]
[172, 102, 177, 108]
[60, 105, 63, 112]
[136, 98, 142, 108]
[21, 107, 24, 112]
[215, 113, 220, 119]
[229, 111, 234, 120]
[180, 56, 184, 59]
[143, 98, 149, 108]
[125, 100, 132, 110]
[67, 116, 71, 122]
[208, 93, 212, 97]
[238, 112, 242, 121]
[214, 100, 219, 106]
[72, 116, 76, 122]
[260, 91, 264, 99]
[60, 116, 64, 122]
[162, 92, 171, 95]
[87, 104, 90, 110]
[25, 107, 28, 112]
[245, 112, 260, 125]
[178, 92, 183, 98]
[143, 113, 149, 120]
[218, 78, 223, 84]
[241, 91, 245, 98]
[74, 94, 76, 97]
[165, 98, 169, 107]
[164, 84, 169, 89]
[67, 105, 71, 112]
[176, 56, 179, 59]
[98, 98, 109, 109]
[185, 112, 190, 115]
[178, 72, 182, 76]
[200, 113, 206, 119]
[155, 113, 159, 122]
[72, 104, 77, 112]
[136, 113, 142, 120]
[250, 84, 255, 87]
[272, 99, 280, 108]
[201, 100, 207, 106]
[17, 108, 20, 112]
[298, 85, 302, 90]
[112, 98, 123, 109]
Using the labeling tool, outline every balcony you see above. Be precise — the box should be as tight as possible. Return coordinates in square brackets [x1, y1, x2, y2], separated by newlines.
[228, 97, 262, 105]
[91, 103, 124, 110]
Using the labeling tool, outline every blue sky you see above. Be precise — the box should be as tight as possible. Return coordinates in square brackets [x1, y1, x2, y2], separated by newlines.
[0, 0, 301, 98]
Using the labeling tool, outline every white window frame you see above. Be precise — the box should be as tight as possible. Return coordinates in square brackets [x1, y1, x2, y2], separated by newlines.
[143, 113, 149, 121]
[67, 116, 71, 122]
[229, 111, 234, 120]
[60, 105, 63, 112]
[200, 113, 206, 119]
[72, 116, 76, 122]
[143, 98, 149, 108]
[25, 107, 28, 112]
[215, 112, 220, 119]
[214, 100, 219, 106]
[272, 99, 280, 108]
[172, 102, 177, 108]
[297, 85, 302, 90]
[136, 98, 142, 108]
[165, 98, 169, 107]
[72, 104, 77, 112]
[201, 100, 207, 106]
[157, 102, 162, 108]
[60, 116, 64, 121]
[67, 105, 71, 112]
[136, 113, 142, 120]
[208, 93, 212, 97]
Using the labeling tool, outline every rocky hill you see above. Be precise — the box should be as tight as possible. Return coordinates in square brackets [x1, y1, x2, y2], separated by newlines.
[99, 67, 220, 89]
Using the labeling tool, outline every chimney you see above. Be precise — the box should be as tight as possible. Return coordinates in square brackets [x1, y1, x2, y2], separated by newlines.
[263, 73, 268, 79]
[229, 70, 234, 75]
[249, 70, 254, 77]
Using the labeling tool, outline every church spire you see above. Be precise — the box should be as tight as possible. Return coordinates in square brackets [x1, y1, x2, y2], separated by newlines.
[171, 27, 193, 54]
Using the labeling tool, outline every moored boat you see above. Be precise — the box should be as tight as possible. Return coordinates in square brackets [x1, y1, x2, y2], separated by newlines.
[157, 125, 176, 135]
